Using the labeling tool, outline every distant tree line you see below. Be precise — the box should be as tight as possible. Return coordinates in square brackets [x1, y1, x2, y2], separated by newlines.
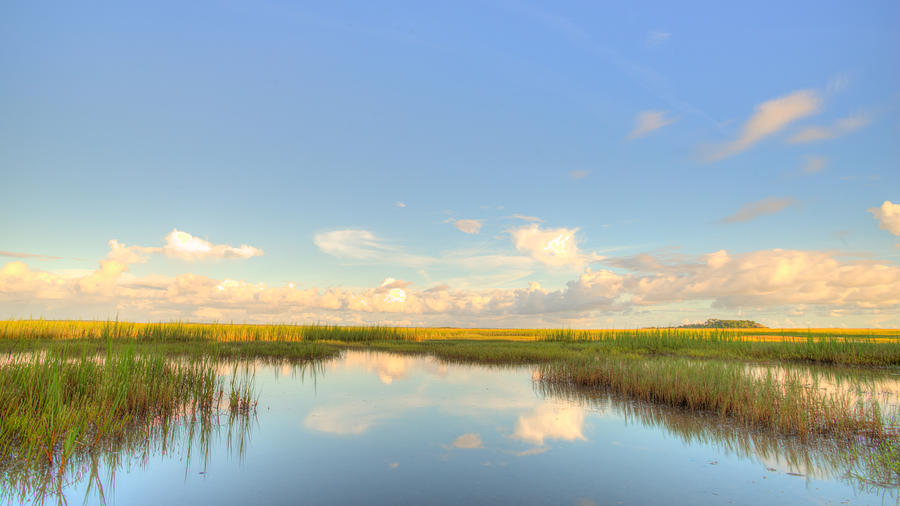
[677, 318, 767, 329]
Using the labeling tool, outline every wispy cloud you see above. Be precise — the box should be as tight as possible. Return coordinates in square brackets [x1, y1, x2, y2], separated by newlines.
[801, 156, 827, 174]
[568, 170, 590, 180]
[787, 113, 871, 143]
[720, 197, 796, 223]
[395, 201, 407, 208]
[627, 110, 676, 139]
[313, 228, 534, 279]
[507, 3, 718, 129]
[0, 251, 62, 261]
[645, 31, 671, 47]
[705, 90, 821, 160]
[510, 214, 544, 223]
[452, 219, 483, 235]
[313, 230, 394, 260]
[825, 73, 851, 95]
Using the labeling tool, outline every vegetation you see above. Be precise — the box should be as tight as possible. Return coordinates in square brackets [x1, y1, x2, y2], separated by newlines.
[0, 344, 259, 503]
[539, 382, 899, 490]
[676, 318, 766, 329]
[2, 319, 899, 367]
[538, 356, 888, 440]
[1, 319, 898, 501]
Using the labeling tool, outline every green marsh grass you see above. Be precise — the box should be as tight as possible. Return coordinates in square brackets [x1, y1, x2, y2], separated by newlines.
[537, 356, 892, 441]
[0, 345, 260, 504]
[3, 319, 899, 366]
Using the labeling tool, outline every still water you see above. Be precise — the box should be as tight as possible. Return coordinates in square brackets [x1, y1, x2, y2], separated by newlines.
[50, 352, 899, 505]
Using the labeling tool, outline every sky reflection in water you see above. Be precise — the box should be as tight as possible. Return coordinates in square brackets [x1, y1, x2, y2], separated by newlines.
[59, 351, 898, 505]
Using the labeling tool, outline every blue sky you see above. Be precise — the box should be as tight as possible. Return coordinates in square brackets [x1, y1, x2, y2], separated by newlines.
[2, 1, 898, 327]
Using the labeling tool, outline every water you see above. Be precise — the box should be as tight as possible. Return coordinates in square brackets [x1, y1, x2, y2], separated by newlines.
[13, 352, 900, 505]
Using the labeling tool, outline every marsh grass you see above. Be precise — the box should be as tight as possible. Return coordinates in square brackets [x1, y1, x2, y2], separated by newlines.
[0, 345, 260, 504]
[537, 356, 892, 441]
[3, 319, 898, 367]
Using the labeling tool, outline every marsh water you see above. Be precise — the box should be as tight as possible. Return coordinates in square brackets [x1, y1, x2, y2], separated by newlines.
[10, 351, 900, 505]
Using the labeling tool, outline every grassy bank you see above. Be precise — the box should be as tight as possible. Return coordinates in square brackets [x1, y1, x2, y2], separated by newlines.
[3, 320, 899, 367]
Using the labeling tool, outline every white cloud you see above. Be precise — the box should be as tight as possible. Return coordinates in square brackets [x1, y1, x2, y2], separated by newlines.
[787, 113, 871, 143]
[452, 219, 483, 235]
[163, 229, 262, 261]
[314, 230, 392, 260]
[509, 225, 601, 269]
[869, 201, 900, 236]
[613, 248, 900, 309]
[3, 238, 899, 325]
[107, 239, 159, 264]
[313, 229, 535, 283]
[706, 90, 821, 160]
[627, 110, 675, 139]
[720, 197, 796, 223]
[396, 201, 407, 208]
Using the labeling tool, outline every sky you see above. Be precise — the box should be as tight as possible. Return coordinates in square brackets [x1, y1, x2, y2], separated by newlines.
[1, 0, 899, 328]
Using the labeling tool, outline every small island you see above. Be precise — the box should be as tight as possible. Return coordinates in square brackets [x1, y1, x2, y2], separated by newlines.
[677, 318, 767, 329]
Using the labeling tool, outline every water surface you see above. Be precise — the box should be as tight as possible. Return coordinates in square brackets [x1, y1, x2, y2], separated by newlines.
[30, 352, 900, 504]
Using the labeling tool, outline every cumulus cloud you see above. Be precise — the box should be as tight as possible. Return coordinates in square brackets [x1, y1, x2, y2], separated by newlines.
[627, 110, 676, 139]
[706, 90, 821, 160]
[509, 225, 601, 269]
[108, 240, 158, 264]
[3, 238, 899, 325]
[452, 219, 483, 235]
[163, 229, 262, 261]
[869, 201, 900, 236]
[720, 197, 796, 223]
[787, 114, 871, 144]
[613, 248, 900, 309]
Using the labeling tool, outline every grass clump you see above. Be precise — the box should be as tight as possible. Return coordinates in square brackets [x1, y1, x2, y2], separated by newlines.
[537, 356, 889, 441]
[0, 345, 257, 502]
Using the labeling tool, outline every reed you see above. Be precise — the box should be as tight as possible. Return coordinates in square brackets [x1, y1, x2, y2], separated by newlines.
[537, 356, 890, 441]
[0, 344, 257, 500]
